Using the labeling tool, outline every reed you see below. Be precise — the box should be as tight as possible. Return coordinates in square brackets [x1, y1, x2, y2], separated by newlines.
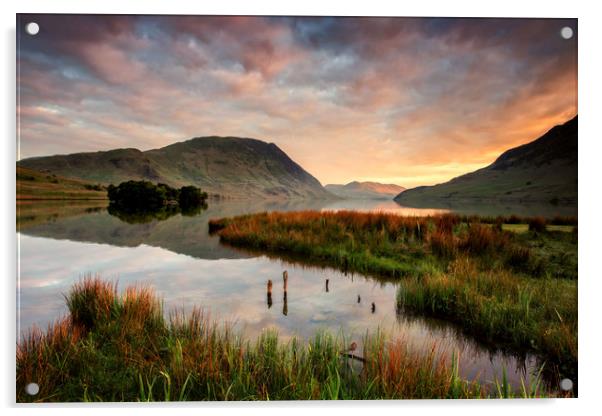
[17, 278, 558, 402]
[528, 217, 547, 232]
[210, 211, 576, 280]
[210, 210, 577, 384]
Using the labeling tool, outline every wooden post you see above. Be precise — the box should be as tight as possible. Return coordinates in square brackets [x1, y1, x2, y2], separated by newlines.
[267, 280, 273, 308]
[325, 279, 329, 292]
[357, 295, 361, 304]
[282, 271, 288, 316]
[283, 270, 288, 292]
[283, 292, 288, 316]
[371, 302, 375, 313]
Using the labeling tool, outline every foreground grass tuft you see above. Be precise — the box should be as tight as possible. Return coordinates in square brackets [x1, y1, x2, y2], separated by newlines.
[17, 278, 557, 402]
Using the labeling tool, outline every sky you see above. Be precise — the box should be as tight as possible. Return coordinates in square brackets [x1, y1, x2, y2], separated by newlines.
[17, 15, 577, 188]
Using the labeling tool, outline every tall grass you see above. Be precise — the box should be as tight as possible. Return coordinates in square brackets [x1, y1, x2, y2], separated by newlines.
[16, 277, 554, 402]
[396, 257, 577, 381]
[209, 211, 575, 280]
[209, 211, 577, 385]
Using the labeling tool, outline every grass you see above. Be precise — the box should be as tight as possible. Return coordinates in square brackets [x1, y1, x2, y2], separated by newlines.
[394, 116, 577, 205]
[16, 277, 559, 402]
[502, 224, 574, 233]
[17, 167, 108, 200]
[209, 211, 577, 385]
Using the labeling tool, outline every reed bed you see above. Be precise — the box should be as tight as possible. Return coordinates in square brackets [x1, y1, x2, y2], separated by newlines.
[209, 211, 577, 384]
[16, 277, 555, 402]
[209, 211, 576, 279]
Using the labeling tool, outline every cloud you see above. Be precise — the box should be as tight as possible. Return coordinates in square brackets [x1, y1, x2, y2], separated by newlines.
[17, 15, 577, 187]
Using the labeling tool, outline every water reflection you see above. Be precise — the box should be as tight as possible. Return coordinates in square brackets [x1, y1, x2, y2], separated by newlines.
[266, 280, 273, 309]
[395, 198, 577, 218]
[16, 198, 570, 393]
[107, 204, 181, 224]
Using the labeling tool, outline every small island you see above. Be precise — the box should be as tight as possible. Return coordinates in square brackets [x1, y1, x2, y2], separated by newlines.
[107, 180, 208, 222]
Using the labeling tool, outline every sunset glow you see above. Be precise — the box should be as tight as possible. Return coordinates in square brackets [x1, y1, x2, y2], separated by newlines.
[17, 15, 577, 188]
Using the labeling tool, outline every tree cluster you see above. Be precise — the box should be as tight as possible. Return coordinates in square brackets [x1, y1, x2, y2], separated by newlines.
[107, 180, 208, 212]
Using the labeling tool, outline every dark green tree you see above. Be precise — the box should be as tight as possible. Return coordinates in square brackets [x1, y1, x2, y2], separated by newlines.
[179, 186, 207, 209]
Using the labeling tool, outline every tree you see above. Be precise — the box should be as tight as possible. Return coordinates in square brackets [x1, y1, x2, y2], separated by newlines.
[179, 185, 207, 209]
[107, 180, 168, 210]
[107, 181, 207, 217]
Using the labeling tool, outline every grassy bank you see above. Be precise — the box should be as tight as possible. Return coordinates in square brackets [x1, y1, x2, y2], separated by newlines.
[16, 278, 554, 402]
[17, 166, 107, 200]
[209, 211, 577, 382]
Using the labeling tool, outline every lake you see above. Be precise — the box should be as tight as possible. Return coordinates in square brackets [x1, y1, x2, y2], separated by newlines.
[17, 198, 576, 392]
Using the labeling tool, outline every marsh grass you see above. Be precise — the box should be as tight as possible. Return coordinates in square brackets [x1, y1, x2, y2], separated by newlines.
[210, 211, 577, 385]
[209, 211, 576, 280]
[16, 277, 554, 402]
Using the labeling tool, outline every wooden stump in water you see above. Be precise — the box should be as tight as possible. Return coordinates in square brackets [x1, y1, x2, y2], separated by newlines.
[283, 292, 288, 316]
[325, 279, 329, 292]
[371, 302, 375, 313]
[267, 280, 273, 308]
[357, 295, 361, 303]
[283, 270, 288, 292]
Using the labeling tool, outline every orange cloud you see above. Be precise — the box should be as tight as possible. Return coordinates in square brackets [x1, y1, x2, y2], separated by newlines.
[17, 15, 577, 188]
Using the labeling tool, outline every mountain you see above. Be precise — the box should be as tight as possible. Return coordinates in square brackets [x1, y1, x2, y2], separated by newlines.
[325, 181, 406, 199]
[395, 116, 578, 205]
[17, 137, 334, 200]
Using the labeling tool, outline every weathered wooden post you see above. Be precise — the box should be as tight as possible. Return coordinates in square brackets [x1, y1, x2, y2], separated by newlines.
[325, 279, 329, 292]
[357, 295, 361, 304]
[371, 302, 375, 313]
[267, 280, 273, 309]
[282, 270, 288, 316]
[283, 292, 288, 316]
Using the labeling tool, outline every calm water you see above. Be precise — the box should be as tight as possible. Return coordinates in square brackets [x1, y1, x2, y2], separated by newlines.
[17, 198, 574, 391]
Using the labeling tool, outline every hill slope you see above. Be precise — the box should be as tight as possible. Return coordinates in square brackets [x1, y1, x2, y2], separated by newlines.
[395, 116, 577, 205]
[17, 137, 333, 200]
[325, 181, 405, 199]
[17, 166, 107, 200]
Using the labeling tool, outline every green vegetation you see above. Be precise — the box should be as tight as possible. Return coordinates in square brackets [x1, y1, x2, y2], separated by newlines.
[17, 137, 335, 199]
[107, 180, 207, 216]
[395, 116, 577, 205]
[16, 167, 107, 200]
[179, 185, 207, 210]
[209, 211, 577, 384]
[18, 278, 558, 402]
[108, 181, 207, 210]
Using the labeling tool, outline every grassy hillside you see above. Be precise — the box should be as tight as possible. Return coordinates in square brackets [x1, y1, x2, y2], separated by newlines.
[16, 167, 107, 200]
[395, 116, 577, 205]
[325, 181, 405, 199]
[17, 137, 334, 200]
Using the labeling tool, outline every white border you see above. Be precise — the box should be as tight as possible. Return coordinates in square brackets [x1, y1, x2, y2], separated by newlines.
[2, 1, 601, 415]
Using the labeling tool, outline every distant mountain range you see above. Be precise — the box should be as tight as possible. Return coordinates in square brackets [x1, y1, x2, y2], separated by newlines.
[395, 116, 577, 205]
[325, 181, 405, 200]
[17, 137, 334, 200]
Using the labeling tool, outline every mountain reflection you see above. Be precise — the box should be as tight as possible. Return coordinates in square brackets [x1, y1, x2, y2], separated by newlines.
[17, 199, 333, 260]
[106, 201, 209, 224]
